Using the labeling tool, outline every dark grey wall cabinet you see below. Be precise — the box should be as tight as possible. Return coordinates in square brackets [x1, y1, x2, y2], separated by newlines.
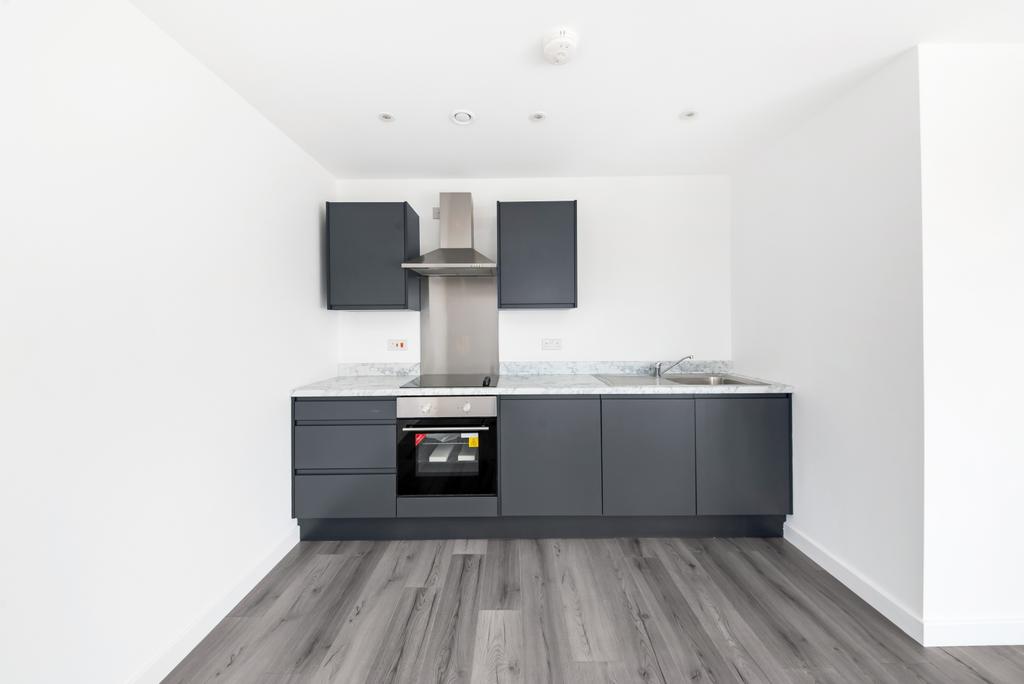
[499, 397, 601, 516]
[602, 398, 697, 516]
[327, 202, 420, 310]
[696, 397, 792, 515]
[497, 200, 577, 308]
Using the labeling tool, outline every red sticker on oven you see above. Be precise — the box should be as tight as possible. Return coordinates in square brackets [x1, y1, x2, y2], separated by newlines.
[414, 433, 426, 446]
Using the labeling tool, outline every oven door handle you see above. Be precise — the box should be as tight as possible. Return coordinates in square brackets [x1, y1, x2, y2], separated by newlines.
[400, 426, 490, 432]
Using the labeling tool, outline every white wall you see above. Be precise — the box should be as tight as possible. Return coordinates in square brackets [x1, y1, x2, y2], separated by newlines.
[918, 44, 1024, 646]
[0, 2, 335, 682]
[332, 176, 732, 365]
[731, 51, 926, 638]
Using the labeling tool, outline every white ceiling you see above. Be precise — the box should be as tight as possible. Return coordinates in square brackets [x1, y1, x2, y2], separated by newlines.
[130, 0, 1024, 178]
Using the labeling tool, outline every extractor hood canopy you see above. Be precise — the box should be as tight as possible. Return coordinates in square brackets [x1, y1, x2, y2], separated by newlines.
[402, 192, 496, 277]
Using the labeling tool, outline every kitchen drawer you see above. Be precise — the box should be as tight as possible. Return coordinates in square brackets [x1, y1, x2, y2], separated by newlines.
[397, 496, 498, 518]
[294, 425, 395, 470]
[293, 399, 396, 422]
[294, 474, 396, 518]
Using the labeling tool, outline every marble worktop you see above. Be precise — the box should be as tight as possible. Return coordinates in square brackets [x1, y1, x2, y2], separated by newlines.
[292, 369, 792, 397]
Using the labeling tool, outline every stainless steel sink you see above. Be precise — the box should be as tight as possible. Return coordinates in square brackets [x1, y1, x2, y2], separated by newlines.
[665, 374, 762, 386]
[594, 375, 673, 386]
[595, 373, 765, 387]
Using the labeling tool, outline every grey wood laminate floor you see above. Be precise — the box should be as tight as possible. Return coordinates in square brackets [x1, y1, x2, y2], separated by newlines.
[164, 537, 1024, 683]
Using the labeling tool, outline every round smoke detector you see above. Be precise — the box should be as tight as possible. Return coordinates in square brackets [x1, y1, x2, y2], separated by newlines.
[543, 28, 578, 65]
[450, 110, 474, 125]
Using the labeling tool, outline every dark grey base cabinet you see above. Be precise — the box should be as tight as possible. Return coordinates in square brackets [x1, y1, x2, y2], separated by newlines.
[327, 202, 421, 310]
[696, 397, 792, 515]
[499, 397, 602, 516]
[292, 394, 792, 529]
[602, 398, 696, 516]
[292, 398, 397, 519]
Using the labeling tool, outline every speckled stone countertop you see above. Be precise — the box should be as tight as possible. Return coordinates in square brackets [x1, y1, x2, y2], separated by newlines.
[292, 372, 792, 397]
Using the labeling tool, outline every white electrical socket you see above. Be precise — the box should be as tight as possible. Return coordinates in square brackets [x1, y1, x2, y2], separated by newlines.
[387, 339, 408, 352]
[541, 338, 563, 351]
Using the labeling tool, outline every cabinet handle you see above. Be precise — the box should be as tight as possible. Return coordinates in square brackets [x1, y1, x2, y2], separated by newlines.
[401, 426, 490, 432]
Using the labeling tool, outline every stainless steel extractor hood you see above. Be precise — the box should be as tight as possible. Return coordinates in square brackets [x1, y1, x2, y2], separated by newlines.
[401, 192, 496, 276]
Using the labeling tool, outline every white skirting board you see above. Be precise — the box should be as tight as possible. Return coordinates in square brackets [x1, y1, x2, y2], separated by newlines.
[783, 522, 925, 644]
[785, 522, 1024, 646]
[923, 619, 1024, 647]
[128, 524, 300, 684]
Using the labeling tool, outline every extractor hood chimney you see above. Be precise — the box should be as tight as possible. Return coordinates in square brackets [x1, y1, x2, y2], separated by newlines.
[401, 192, 496, 276]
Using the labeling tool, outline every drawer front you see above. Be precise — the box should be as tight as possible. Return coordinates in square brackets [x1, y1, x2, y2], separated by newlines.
[293, 399, 396, 422]
[294, 474, 396, 518]
[396, 496, 498, 518]
[294, 425, 395, 470]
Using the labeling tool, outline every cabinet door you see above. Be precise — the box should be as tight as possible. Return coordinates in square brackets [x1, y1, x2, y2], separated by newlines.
[499, 397, 601, 516]
[695, 397, 792, 515]
[327, 202, 419, 310]
[497, 201, 576, 308]
[602, 398, 696, 516]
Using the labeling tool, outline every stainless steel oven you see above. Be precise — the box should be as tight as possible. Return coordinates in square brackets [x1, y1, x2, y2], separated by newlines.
[396, 396, 497, 497]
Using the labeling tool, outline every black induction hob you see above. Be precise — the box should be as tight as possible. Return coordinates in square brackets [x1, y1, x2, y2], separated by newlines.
[401, 374, 498, 389]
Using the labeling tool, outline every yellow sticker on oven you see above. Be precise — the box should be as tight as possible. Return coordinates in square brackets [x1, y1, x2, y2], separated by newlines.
[468, 435, 479, 448]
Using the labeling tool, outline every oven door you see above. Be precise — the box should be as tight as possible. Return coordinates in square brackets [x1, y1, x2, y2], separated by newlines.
[396, 417, 497, 496]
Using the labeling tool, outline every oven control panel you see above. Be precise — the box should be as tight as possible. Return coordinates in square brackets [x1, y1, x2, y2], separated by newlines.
[397, 396, 497, 418]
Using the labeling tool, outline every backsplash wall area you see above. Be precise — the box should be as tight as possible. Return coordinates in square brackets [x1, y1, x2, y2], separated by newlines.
[331, 176, 732, 365]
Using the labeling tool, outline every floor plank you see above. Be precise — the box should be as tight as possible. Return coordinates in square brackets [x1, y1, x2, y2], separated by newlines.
[314, 540, 427, 682]
[164, 537, 1024, 684]
[551, 539, 623, 662]
[478, 538, 522, 610]
[706, 538, 902, 682]
[230, 543, 387, 681]
[363, 586, 437, 683]
[654, 538, 786, 683]
[419, 552, 486, 683]
[453, 538, 488, 555]
[470, 610, 524, 684]
[943, 646, 1024, 683]
[624, 551, 744, 682]
[518, 539, 577, 684]
[587, 538, 685, 683]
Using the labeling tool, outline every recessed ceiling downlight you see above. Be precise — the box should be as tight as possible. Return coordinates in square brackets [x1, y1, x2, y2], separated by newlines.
[450, 110, 474, 125]
[679, 110, 698, 120]
[378, 112, 395, 122]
